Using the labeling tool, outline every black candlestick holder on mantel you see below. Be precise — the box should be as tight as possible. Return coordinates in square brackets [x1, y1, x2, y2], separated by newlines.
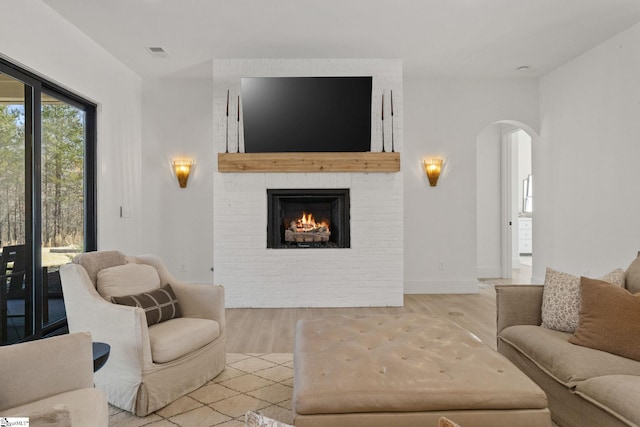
[380, 89, 396, 153]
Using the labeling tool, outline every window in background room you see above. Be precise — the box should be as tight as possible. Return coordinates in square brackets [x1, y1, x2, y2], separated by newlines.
[0, 59, 96, 345]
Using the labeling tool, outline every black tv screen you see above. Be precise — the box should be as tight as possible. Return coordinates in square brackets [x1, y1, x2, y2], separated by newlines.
[241, 76, 372, 153]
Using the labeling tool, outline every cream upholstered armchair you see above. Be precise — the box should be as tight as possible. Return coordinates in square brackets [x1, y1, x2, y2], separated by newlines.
[60, 251, 226, 416]
[0, 332, 108, 426]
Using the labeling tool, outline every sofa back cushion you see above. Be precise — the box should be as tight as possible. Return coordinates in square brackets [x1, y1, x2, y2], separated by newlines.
[73, 250, 127, 286]
[624, 254, 640, 294]
[96, 263, 160, 300]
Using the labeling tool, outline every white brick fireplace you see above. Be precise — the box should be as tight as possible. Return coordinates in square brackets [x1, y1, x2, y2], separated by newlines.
[213, 59, 404, 307]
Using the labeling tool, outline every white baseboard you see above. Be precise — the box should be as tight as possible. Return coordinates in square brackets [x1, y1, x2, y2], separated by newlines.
[476, 266, 501, 279]
[404, 280, 479, 294]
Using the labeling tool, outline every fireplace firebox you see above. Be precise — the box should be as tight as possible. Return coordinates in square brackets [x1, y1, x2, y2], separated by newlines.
[267, 189, 350, 249]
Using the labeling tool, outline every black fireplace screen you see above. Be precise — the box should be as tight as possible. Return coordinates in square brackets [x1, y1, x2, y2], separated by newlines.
[267, 189, 350, 248]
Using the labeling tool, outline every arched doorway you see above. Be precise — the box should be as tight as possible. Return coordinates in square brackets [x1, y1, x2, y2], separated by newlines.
[476, 121, 538, 282]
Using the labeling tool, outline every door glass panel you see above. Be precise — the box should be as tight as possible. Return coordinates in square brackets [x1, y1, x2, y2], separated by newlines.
[0, 72, 30, 344]
[1, 59, 95, 343]
[41, 93, 85, 327]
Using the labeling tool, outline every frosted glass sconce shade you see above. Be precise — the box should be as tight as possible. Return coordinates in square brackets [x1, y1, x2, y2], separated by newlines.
[173, 160, 193, 188]
[423, 158, 443, 187]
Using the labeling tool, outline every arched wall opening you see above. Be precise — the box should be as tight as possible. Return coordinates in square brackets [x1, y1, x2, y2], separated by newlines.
[476, 120, 539, 282]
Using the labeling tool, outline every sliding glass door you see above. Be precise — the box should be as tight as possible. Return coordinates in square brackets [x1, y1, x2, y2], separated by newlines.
[41, 92, 89, 329]
[0, 71, 31, 344]
[0, 59, 96, 345]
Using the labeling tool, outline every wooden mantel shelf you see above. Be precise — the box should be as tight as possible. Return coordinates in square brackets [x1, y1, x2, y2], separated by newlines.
[218, 152, 400, 173]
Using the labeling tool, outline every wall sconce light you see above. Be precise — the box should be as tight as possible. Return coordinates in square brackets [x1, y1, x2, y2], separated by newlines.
[173, 160, 193, 188]
[423, 158, 443, 187]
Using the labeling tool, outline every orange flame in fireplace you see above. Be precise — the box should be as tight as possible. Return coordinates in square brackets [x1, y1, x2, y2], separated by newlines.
[296, 212, 329, 232]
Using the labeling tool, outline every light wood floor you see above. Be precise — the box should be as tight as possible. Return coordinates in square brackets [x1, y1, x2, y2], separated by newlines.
[225, 284, 500, 353]
[224, 263, 537, 354]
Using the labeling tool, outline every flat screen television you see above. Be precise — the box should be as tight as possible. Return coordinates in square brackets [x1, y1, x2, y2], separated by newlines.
[241, 76, 372, 153]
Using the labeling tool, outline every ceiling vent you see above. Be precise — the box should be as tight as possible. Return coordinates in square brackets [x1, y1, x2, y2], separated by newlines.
[146, 47, 169, 58]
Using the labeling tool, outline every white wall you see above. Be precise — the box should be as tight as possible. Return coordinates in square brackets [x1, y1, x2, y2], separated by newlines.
[536, 21, 640, 281]
[10, 2, 640, 299]
[476, 124, 502, 278]
[139, 74, 539, 296]
[3, 2, 540, 297]
[3, 2, 539, 299]
[0, 0, 143, 254]
[403, 77, 539, 293]
[141, 77, 214, 280]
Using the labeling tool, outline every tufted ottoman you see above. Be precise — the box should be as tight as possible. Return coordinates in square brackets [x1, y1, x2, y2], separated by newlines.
[293, 314, 550, 427]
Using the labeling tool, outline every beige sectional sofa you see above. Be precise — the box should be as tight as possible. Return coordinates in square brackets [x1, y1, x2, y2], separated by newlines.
[496, 260, 640, 427]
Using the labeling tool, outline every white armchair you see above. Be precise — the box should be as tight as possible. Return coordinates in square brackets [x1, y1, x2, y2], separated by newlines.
[0, 332, 108, 426]
[60, 251, 226, 416]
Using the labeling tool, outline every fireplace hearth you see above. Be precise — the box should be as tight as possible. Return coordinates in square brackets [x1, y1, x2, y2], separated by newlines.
[267, 189, 350, 249]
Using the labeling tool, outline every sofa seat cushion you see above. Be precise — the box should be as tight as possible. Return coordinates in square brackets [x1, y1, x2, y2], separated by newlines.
[575, 375, 640, 426]
[499, 325, 640, 387]
[148, 317, 220, 363]
[2, 388, 108, 427]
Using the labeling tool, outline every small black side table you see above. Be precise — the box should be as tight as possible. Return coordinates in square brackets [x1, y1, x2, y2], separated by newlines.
[92, 342, 111, 372]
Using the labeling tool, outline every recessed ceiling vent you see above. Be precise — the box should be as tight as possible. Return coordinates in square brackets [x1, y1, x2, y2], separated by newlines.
[146, 47, 169, 58]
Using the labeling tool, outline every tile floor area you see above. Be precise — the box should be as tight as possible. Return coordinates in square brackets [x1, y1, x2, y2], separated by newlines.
[108, 353, 294, 427]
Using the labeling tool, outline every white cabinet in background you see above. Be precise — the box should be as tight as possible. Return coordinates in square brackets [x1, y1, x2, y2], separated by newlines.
[518, 217, 532, 255]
